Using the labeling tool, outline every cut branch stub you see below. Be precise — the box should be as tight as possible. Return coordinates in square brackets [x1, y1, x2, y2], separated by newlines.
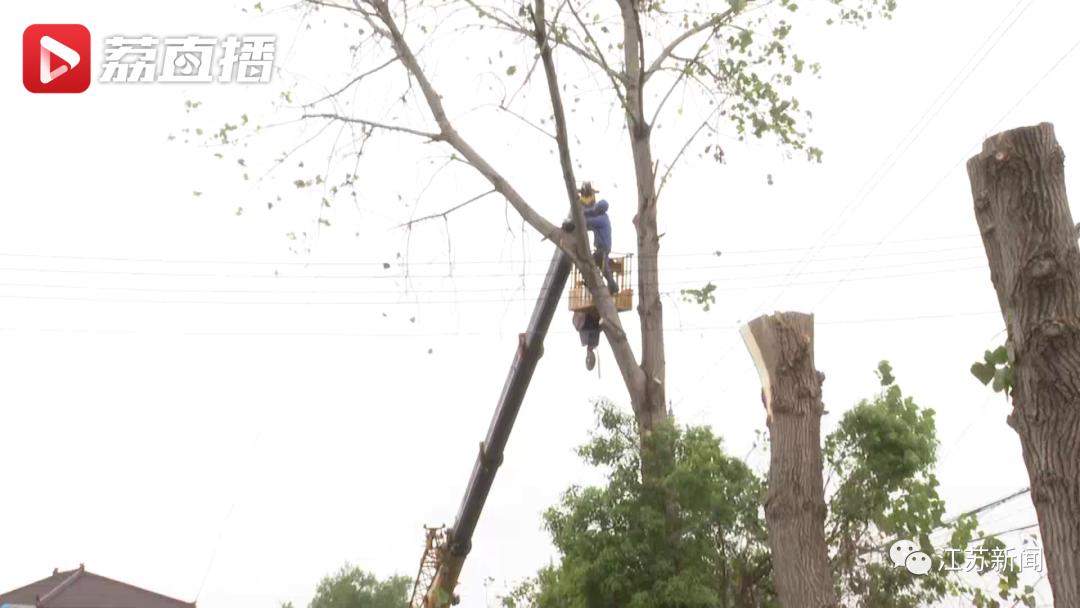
[741, 312, 819, 424]
[968, 122, 1080, 606]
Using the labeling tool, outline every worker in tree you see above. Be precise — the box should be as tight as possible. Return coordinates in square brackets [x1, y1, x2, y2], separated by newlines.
[573, 309, 601, 371]
[579, 181, 619, 295]
[572, 181, 619, 372]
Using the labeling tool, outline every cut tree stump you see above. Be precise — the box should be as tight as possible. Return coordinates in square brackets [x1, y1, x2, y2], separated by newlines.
[969, 122, 1080, 608]
[741, 312, 836, 608]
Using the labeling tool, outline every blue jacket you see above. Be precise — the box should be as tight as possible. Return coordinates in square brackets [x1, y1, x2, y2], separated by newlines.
[584, 199, 612, 251]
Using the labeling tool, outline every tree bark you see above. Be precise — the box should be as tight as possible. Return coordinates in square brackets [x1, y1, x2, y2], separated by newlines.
[968, 122, 1080, 608]
[618, 0, 667, 434]
[741, 312, 836, 608]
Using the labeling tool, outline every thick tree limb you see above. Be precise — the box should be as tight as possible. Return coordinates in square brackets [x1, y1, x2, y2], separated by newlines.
[617, 0, 666, 431]
[533, 0, 647, 409]
[360, 0, 569, 248]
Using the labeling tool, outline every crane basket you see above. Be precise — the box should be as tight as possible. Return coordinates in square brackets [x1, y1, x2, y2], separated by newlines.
[568, 253, 634, 313]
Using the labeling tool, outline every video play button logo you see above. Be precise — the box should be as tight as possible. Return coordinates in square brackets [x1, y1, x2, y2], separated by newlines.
[23, 24, 91, 93]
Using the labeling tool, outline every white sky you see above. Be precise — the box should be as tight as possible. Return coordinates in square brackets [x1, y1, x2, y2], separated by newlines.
[2, 0, 1076, 606]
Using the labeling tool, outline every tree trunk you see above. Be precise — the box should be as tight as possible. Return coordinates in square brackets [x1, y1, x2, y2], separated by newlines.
[741, 312, 836, 608]
[618, 0, 667, 434]
[968, 122, 1080, 608]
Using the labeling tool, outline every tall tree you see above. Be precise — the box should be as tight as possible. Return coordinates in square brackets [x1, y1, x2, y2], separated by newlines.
[968, 122, 1080, 607]
[198, 0, 896, 440]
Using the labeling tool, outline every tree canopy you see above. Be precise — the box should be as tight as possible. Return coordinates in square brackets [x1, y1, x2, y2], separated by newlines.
[281, 565, 411, 608]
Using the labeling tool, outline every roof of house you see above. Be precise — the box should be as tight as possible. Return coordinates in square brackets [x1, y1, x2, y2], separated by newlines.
[0, 565, 195, 608]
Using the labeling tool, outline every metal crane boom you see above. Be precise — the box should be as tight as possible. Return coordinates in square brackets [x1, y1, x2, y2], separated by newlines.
[411, 237, 573, 608]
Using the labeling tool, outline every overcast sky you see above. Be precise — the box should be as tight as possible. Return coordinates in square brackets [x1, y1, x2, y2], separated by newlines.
[3, 0, 1076, 606]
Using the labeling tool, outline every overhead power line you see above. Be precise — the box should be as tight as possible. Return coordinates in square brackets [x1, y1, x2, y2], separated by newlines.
[763, 0, 1037, 311]
[0, 264, 987, 306]
[0, 235, 982, 268]
[0, 311, 1000, 338]
[812, 29, 1080, 311]
[0, 256, 985, 291]
[671, 15, 1077, 412]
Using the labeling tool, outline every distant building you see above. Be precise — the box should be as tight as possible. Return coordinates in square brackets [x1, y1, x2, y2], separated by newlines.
[0, 564, 195, 608]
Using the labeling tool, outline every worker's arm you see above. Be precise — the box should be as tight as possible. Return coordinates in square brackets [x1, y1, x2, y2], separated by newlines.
[583, 199, 608, 218]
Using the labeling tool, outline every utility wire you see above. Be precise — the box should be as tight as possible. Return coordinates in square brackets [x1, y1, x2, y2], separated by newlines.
[762, 0, 1036, 312]
[0, 242, 983, 273]
[812, 30, 1080, 311]
[671, 19, 1077, 412]
[0, 311, 1000, 338]
[0, 253, 984, 284]
[0, 265, 987, 306]
[0, 259, 985, 296]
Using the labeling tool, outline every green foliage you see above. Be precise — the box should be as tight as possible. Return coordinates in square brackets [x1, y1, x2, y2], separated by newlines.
[505, 363, 1035, 608]
[970, 344, 1013, 397]
[680, 282, 718, 311]
[505, 401, 772, 607]
[304, 565, 411, 608]
[643, 0, 897, 162]
[824, 361, 947, 605]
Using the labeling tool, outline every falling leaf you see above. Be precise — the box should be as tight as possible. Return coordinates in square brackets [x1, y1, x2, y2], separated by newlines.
[236, 207, 244, 215]
[427, 348, 433, 354]
[506, 65, 518, 76]
[410, 317, 416, 323]
[383, 262, 391, 269]
[192, 191, 202, 197]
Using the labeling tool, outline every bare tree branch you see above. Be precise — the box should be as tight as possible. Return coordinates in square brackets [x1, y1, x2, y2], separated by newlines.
[649, 33, 713, 127]
[533, 0, 645, 406]
[361, 0, 566, 246]
[302, 56, 398, 107]
[565, 1, 628, 111]
[302, 112, 442, 140]
[644, 8, 736, 79]
[395, 189, 497, 229]
[461, 0, 626, 87]
[656, 106, 720, 200]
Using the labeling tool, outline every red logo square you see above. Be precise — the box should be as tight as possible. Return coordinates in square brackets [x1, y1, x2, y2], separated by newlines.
[23, 24, 91, 93]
